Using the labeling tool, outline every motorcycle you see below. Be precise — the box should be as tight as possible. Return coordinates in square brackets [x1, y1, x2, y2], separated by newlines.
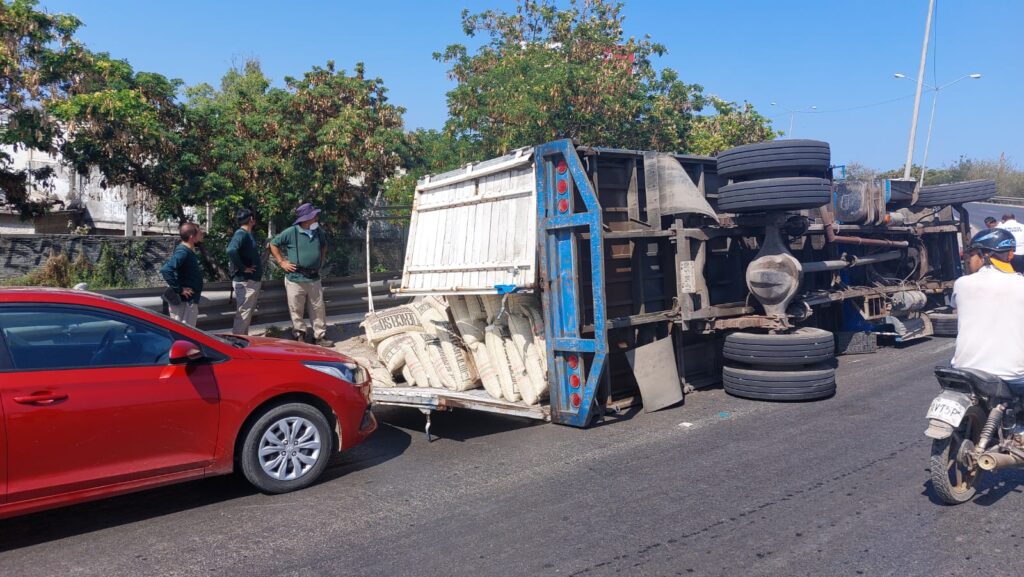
[926, 367, 1024, 504]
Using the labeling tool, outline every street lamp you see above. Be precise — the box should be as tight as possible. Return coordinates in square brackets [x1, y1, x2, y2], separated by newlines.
[770, 102, 817, 137]
[894, 72, 982, 187]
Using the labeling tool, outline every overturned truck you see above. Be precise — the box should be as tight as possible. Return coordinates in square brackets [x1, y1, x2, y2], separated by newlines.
[369, 139, 995, 429]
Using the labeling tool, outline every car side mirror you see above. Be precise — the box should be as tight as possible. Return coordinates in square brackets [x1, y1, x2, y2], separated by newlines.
[169, 340, 204, 365]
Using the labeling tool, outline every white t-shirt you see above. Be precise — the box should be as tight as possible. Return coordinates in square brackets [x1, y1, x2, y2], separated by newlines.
[998, 219, 1024, 249]
[951, 265, 1024, 380]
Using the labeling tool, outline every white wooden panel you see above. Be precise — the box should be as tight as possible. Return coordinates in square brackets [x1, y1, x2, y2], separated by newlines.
[399, 151, 537, 295]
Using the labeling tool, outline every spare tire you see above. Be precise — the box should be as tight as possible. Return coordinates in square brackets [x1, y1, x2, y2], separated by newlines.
[723, 364, 836, 401]
[716, 139, 831, 180]
[723, 327, 835, 367]
[717, 177, 832, 213]
[914, 179, 997, 207]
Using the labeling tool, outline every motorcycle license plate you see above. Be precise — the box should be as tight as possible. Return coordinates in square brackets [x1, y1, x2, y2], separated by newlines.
[926, 394, 969, 427]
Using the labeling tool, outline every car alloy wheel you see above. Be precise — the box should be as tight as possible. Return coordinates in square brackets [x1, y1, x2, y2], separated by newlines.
[259, 416, 323, 481]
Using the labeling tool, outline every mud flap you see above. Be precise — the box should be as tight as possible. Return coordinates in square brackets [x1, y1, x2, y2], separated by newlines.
[626, 336, 684, 412]
[644, 152, 719, 222]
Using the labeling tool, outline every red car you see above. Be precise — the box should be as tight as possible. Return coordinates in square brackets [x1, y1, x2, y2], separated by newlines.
[0, 287, 376, 519]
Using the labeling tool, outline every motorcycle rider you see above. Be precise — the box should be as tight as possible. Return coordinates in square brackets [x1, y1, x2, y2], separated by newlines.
[951, 228, 1024, 386]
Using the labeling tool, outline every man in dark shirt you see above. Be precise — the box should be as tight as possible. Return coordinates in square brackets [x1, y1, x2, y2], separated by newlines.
[226, 208, 263, 335]
[269, 203, 334, 347]
[160, 222, 205, 326]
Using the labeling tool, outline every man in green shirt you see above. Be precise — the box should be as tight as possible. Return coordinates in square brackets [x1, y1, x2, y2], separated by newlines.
[226, 208, 263, 335]
[270, 203, 334, 347]
[160, 222, 205, 326]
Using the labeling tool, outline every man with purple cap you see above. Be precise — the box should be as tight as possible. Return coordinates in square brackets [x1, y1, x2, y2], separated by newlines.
[269, 203, 334, 347]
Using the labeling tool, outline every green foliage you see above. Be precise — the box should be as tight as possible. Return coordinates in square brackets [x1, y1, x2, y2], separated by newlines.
[876, 155, 1024, 197]
[2, 244, 135, 289]
[436, 0, 777, 157]
[382, 129, 482, 204]
[0, 0, 86, 215]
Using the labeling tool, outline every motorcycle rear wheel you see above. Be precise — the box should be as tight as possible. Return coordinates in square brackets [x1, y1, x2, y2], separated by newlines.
[929, 406, 985, 505]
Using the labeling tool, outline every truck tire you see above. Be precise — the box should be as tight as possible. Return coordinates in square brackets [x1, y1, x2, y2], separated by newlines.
[717, 177, 832, 213]
[722, 364, 836, 401]
[723, 327, 835, 367]
[914, 179, 997, 207]
[716, 139, 831, 181]
[928, 311, 957, 337]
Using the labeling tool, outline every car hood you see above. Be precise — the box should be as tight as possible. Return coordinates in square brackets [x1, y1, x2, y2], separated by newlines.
[238, 336, 356, 363]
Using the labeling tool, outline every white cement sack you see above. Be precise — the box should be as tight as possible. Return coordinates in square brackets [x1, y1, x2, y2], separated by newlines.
[362, 306, 424, 344]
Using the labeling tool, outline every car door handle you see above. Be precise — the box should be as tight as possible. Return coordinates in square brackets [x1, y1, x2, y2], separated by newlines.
[13, 392, 69, 405]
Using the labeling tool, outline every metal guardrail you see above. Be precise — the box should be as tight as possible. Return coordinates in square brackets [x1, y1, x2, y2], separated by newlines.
[985, 196, 1024, 207]
[96, 272, 409, 332]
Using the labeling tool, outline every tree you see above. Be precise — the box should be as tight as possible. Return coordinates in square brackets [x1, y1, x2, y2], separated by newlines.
[0, 0, 85, 216]
[436, 0, 776, 158]
[47, 52, 187, 209]
[277, 60, 406, 228]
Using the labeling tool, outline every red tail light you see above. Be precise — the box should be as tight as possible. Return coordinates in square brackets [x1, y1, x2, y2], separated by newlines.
[568, 355, 579, 369]
[570, 393, 581, 408]
[570, 374, 580, 388]
[558, 199, 569, 213]
[557, 180, 568, 194]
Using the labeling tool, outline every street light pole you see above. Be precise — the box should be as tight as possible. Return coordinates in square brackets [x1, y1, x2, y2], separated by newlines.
[903, 0, 936, 180]
[770, 102, 817, 137]
[894, 73, 982, 188]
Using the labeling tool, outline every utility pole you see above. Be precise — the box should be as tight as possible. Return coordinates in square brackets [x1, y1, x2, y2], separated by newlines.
[902, 0, 936, 180]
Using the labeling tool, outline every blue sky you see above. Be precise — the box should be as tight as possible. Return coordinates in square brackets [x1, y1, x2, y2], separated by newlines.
[39, 0, 1023, 171]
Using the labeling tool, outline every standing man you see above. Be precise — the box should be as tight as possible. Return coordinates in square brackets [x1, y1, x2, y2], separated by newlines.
[270, 203, 334, 347]
[226, 208, 263, 335]
[160, 222, 204, 326]
[985, 216, 998, 229]
[999, 213, 1024, 249]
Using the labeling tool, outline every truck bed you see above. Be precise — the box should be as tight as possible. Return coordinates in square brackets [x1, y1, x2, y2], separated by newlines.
[372, 386, 550, 422]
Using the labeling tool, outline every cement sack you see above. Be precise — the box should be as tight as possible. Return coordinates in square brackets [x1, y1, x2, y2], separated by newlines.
[363, 306, 424, 345]
[485, 325, 520, 402]
[507, 303, 547, 405]
[411, 297, 478, 391]
[449, 296, 502, 399]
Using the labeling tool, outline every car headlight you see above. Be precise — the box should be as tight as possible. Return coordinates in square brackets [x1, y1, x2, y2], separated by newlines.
[303, 361, 366, 384]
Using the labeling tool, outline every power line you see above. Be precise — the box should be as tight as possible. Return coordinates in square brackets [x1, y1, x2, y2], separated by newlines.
[765, 92, 917, 119]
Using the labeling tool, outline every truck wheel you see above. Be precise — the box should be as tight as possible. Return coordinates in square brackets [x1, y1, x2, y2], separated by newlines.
[722, 364, 835, 401]
[723, 327, 835, 367]
[927, 312, 957, 337]
[240, 402, 334, 494]
[716, 139, 831, 181]
[717, 177, 832, 214]
[914, 179, 997, 207]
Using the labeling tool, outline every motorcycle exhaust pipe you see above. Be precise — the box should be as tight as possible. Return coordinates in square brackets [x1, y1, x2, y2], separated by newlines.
[977, 451, 1024, 471]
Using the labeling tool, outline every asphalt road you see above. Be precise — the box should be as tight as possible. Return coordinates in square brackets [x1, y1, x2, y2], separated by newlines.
[965, 201, 1021, 231]
[3, 337, 1024, 577]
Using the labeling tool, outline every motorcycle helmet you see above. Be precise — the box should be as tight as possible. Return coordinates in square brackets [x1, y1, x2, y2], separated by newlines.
[968, 228, 1016, 254]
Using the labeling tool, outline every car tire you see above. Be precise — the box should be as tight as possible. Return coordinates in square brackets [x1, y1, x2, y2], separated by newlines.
[914, 179, 997, 207]
[716, 139, 831, 181]
[723, 327, 835, 367]
[717, 177, 833, 213]
[928, 311, 957, 337]
[722, 364, 836, 401]
[240, 402, 334, 494]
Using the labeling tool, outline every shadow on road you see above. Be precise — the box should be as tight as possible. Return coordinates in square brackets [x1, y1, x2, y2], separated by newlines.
[0, 422, 412, 551]
[921, 468, 1024, 507]
[372, 404, 542, 442]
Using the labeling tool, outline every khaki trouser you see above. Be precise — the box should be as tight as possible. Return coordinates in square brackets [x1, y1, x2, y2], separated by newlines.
[284, 278, 327, 340]
[232, 280, 262, 335]
[168, 301, 199, 327]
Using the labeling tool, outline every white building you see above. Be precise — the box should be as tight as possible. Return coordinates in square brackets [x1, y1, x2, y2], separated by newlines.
[0, 145, 179, 236]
